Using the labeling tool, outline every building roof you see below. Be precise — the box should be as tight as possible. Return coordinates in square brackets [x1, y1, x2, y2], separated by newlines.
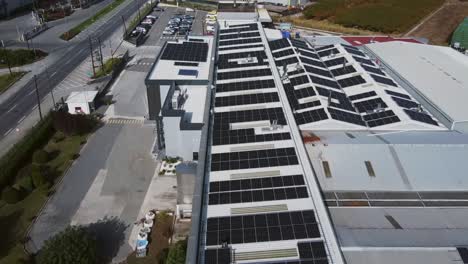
[304, 131, 468, 192]
[147, 37, 214, 81]
[366, 41, 468, 125]
[65, 91, 98, 103]
[266, 38, 444, 131]
[341, 36, 423, 46]
[201, 22, 344, 264]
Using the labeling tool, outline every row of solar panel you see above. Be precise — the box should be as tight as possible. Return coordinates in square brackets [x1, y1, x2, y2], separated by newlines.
[210, 174, 305, 192]
[216, 79, 275, 93]
[215, 92, 279, 107]
[213, 107, 286, 125]
[161, 42, 208, 62]
[217, 68, 272, 80]
[208, 186, 309, 205]
[219, 31, 260, 40]
[212, 130, 291, 146]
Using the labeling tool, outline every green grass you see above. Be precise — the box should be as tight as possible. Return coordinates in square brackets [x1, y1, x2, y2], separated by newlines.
[0, 131, 88, 264]
[303, 0, 445, 34]
[0, 72, 26, 94]
[60, 0, 127, 40]
[93, 57, 123, 79]
[0, 49, 48, 68]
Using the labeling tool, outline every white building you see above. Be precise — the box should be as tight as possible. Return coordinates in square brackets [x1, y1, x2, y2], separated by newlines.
[65, 90, 98, 115]
[145, 36, 215, 161]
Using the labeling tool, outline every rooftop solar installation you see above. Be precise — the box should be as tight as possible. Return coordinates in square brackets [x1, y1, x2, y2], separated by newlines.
[219, 37, 262, 47]
[269, 38, 291, 51]
[160, 41, 208, 62]
[219, 31, 260, 40]
[217, 68, 272, 80]
[361, 64, 386, 76]
[385, 89, 412, 100]
[331, 65, 356, 76]
[348, 91, 377, 101]
[216, 79, 275, 93]
[337, 75, 366, 88]
[404, 109, 439, 126]
[371, 74, 398, 87]
[215, 92, 279, 107]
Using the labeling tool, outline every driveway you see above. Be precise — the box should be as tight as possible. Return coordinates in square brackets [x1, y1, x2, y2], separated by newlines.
[28, 122, 158, 262]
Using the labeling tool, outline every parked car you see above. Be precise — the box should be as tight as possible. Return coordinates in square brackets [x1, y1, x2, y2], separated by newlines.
[206, 19, 216, 25]
[153, 7, 164, 11]
[135, 27, 147, 35]
[163, 29, 176, 35]
[141, 19, 153, 25]
[182, 18, 193, 24]
[146, 15, 157, 20]
[139, 24, 151, 30]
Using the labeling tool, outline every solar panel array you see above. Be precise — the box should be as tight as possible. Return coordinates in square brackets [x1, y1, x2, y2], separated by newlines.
[206, 23, 330, 264]
[268, 39, 441, 129]
[160, 41, 208, 62]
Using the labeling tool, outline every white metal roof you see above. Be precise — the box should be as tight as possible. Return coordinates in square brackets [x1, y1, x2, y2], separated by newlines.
[305, 131, 468, 192]
[366, 41, 468, 123]
[65, 91, 98, 103]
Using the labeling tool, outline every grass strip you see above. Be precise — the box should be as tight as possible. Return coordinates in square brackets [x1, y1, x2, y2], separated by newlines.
[93, 57, 123, 78]
[0, 72, 26, 94]
[0, 49, 48, 68]
[60, 0, 127, 40]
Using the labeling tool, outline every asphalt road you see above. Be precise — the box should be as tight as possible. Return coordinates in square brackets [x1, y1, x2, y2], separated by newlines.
[0, 0, 143, 138]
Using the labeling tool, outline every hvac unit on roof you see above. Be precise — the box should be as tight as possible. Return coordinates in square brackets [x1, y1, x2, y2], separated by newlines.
[172, 90, 181, 109]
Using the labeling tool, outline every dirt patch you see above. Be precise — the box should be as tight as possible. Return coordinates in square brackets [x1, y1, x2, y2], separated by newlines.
[408, 0, 468, 45]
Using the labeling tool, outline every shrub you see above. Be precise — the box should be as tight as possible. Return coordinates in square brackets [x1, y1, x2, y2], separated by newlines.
[17, 174, 34, 192]
[37, 226, 98, 264]
[52, 111, 98, 136]
[32, 149, 49, 164]
[53, 131, 65, 143]
[0, 114, 54, 190]
[31, 167, 47, 188]
[2, 186, 21, 204]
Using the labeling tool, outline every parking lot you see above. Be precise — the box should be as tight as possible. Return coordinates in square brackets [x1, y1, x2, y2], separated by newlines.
[142, 6, 207, 46]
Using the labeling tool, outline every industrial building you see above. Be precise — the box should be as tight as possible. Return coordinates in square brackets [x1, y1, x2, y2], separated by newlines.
[144, 8, 468, 264]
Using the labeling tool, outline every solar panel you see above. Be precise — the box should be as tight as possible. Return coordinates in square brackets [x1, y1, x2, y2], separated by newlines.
[273, 48, 295, 58]
[361, 64, 386, 76]
[293, 86, 317, 99]
[344, 46, 366, 57]
[218, 44, 264, 51]
[205, 210, 319, 246]
[276, 56, 299, 66]
[363, 110, 401, 127]
[331, 65, 356, 76]
[324, 57, 347, 67]
[269, 38, 291, 51]
[337, 75, 366, 88]
[385, 89, 411, 99]
[297, 241, 328, 262]
[178, 69, 198, 77]
[353, 56, 375, 66]
[215, 92, 279, 107]
[328, 108, 366, 126]
[298, 49, 320, 60]
[290, 38, 310, 49]
[209, 185, 309, 204]
[348, 91, 377, 101]
[219, 31, 260, 40]
[305, 65, 333, 78]
[216, 79, 275, 93]
[204, 248, 232, 264]
[289, 75, 309, 87]
[354, 98, 387, 113]
[300, 56, 326, 68]
[294, 108, 329, 125]
[219, 37, 262, 47]
[371, 74, 398, 87]
[217, 68, 272, 80]
[310, 75, 340, 89]
[318, 48, 340, 57]
[161, 42, 208, 62]
[220, 23, 258, 34]
[404, 109, 438, 126]
[187, 38, 204, 42]
[391, 96, 420, 109]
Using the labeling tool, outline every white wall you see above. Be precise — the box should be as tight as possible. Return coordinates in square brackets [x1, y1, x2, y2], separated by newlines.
[163, 116, 201, 161]
[67, 102, 90, 115]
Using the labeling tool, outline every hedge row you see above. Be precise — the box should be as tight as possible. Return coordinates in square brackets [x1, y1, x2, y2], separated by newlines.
[0, 114, 55, 190]
[0, 49, 48, 68]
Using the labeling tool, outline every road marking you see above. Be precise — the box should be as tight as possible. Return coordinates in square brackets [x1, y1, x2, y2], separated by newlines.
[7, 104, 17, 113]
[27, 90, 35, 96]
[17, 115, 26, 124]
[4, 128, 13, 136]
[51, 71, 57, 77]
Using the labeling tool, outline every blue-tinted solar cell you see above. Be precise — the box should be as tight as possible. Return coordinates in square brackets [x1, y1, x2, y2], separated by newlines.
[404, 109, 438, 126]
[371, 74, 398, 87]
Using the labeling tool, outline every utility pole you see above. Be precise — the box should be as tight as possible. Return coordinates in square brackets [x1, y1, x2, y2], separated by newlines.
[45, 66, 56, 108]
[109, 39, 113, 60]
[34, 75, 43, 121]
[121, 15, 127, 37]
[1, 40, 12, 75]
[89, 37, 96, 77]
[98, 37, 104, 72]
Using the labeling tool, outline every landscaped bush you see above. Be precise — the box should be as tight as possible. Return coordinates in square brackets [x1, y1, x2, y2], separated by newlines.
[53, 131, 65, 143]
[16, 174, 34, 192]
[0, 49, 48, 68]
[0, 114, 54, 191]
[1, 186, 21, 204]
[31, 165, 47, 188]
[32, 149, 49, 164]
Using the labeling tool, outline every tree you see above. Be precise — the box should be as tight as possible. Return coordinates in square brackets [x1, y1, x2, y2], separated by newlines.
[37, 226, 98, 264]
[166, 239, 187, 264]
[31, 165, 47, 188]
